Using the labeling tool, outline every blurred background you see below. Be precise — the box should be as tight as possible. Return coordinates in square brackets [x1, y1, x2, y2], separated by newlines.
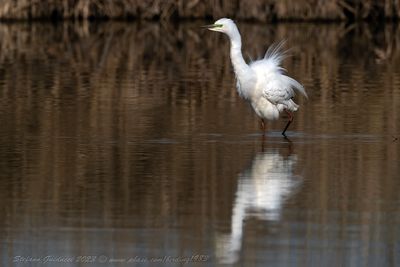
[0, 0, 399, 21]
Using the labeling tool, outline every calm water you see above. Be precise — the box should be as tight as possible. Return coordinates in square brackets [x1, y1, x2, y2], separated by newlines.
[0, 21, 400, 267]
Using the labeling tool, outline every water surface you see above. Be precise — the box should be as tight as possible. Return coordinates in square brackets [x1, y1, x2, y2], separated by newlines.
[0, 21, 400, 266]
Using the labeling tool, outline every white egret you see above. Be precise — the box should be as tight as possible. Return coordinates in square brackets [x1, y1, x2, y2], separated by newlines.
[203, 18, 307, 137]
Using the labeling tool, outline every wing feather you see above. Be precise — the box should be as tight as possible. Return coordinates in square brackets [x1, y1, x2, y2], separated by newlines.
[250, 41, 307, 105]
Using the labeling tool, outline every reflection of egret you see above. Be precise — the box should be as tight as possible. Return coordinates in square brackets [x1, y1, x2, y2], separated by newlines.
[204, 18, 307, 137]
[215, 147, 301, 264]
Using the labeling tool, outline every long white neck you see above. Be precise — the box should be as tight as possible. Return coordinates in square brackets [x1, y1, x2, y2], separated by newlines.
[228, 27, 251, 80]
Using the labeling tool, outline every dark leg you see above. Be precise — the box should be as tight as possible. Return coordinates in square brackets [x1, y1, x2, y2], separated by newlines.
[260, 119, 266, 151]
[282, 110, 293, 137]
[260, 119, 266, 135]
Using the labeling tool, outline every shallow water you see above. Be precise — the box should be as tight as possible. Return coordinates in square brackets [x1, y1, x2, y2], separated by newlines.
[0, 21, 400, 266]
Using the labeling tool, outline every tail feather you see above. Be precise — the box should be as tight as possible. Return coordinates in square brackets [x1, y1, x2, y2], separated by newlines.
[285, 76, 308, 98]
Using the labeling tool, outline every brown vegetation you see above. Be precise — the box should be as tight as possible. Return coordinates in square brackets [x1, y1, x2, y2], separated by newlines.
[0, 0, 399, 21]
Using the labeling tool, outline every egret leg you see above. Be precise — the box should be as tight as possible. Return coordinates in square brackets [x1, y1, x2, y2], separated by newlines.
[282, 110, 293, 137]
[259, 119, 266, 134]
[260, 119, 266, 151]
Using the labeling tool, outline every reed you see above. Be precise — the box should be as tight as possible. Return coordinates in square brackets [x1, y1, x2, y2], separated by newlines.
[0, 0, 399, 21]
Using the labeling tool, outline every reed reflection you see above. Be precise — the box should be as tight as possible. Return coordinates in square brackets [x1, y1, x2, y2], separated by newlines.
[216, 143, 302, 264]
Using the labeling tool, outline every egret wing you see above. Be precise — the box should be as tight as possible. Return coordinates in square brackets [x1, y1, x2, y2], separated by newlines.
[262, 75, 296, 104]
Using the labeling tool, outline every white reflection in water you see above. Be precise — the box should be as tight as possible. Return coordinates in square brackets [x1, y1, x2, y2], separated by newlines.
[216, 146, 302, 264]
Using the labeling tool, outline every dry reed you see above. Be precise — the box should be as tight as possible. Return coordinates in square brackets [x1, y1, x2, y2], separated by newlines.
[0, 0, 399, 21]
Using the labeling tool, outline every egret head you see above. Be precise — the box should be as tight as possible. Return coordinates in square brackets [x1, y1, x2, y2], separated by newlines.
[203, 18, 237, 36]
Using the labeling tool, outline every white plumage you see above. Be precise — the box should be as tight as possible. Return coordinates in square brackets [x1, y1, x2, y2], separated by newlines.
[215, 149, 301, 264]
[205, 18, 307, 136]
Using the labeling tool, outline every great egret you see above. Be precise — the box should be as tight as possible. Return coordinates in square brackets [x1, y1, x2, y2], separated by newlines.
[203, 18, 307, 137]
